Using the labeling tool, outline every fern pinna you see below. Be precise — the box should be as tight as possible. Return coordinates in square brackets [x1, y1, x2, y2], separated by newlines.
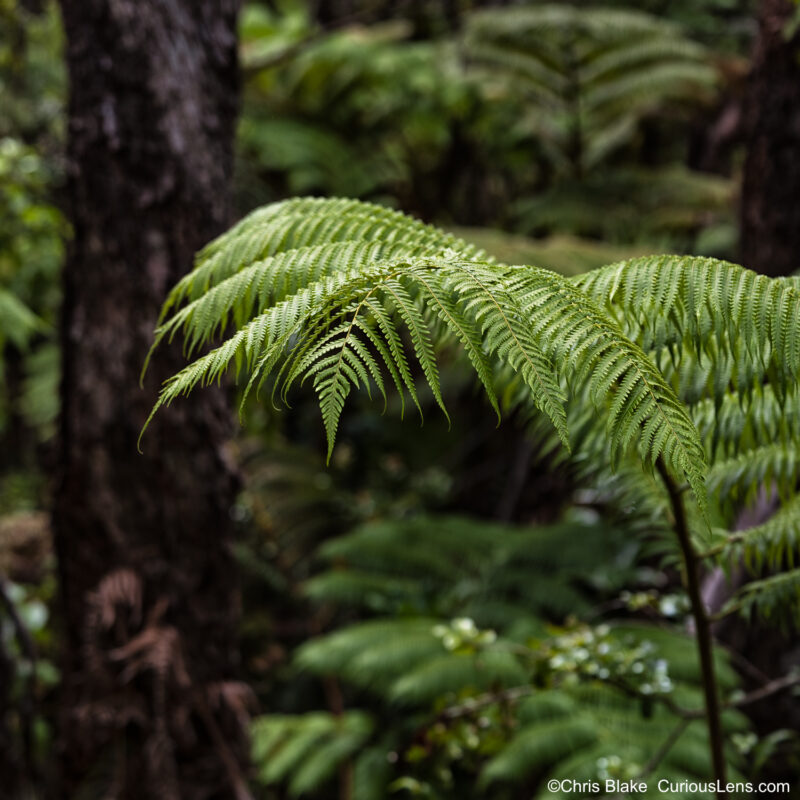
[145, 197, 800, 798]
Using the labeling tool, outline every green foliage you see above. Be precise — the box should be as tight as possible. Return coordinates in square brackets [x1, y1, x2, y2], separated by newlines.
[515, 166, 734, 247]
[721, 569, 800, 629]
[143, 197, 710, 517]
[0, 137, 64, 439]
[305, 515, 637, 623]
[465, 5, 717, 173]
[480, 681, 745, 797]
[251, 710, 373, 796]
[146, 196, 800, 625]
[148, 192, 800, 793]
[245, 511, 744, 798]
[0, 287, 44, 351]
[0, 2, 65, 442]
[462, 5, 733, 246]
[720, 494, 800, 572]
[237, 2, 736, 255]
[446, 226, 650, 277]
[574, 254, 800, 524]
[238, 7, 474, 209]
[600, 0, 756, 52]
[0, 0, 65, 142]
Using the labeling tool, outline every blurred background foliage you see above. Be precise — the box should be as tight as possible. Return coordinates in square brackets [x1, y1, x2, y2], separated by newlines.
[4, 0, 800, 798]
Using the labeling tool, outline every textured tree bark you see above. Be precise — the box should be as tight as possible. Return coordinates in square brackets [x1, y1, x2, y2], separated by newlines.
[54, 2, 247, 798]
[740, 0, 800, 276]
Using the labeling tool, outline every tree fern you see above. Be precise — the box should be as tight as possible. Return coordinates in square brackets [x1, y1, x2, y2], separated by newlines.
[461, 5, 728, 245]
[464, 5, 717, 166]
[275, 614, 743, 799]
[144, 197, 708, 516]
[486, 682, 748, 798]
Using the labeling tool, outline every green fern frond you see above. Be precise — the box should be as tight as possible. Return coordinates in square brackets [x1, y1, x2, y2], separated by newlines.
[505, 265, 707, 510]
[720, 494, 800, 573]
[295, 619, 444, 692]
[464, 5, 717, 180]
[390, 650, 529, 706]
[482, 680, 744, 795]
[707, 444, 800, 504]
[147, 198, 709, 510]
[578, 256, 800, 396]
[691, 384, 800, 462]
[479, 715, 598, 787]
[160, 197, 486, 318]
[251, 711, 372, 796]
[723, 568, 800, 628]
[304, 516, 639, 624]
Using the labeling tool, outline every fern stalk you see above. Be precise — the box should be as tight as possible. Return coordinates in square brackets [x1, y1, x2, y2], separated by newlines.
[657, 458, 727, 799]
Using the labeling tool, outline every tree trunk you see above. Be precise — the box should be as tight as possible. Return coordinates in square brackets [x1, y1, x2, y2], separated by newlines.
[54, 2, 247, 798]
[739, 0, 800, 276]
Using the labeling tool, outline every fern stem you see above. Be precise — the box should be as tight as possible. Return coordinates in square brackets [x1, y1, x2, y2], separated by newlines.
[656, 458, 728, 799]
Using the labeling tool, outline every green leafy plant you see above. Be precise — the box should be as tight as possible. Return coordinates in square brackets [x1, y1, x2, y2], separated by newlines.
[0, 137, 64, 439]
[462, 5, 733, 247]
[144, 196, 800, 797]
[245, 514, 746, 798]
[0, 0, 66, 443]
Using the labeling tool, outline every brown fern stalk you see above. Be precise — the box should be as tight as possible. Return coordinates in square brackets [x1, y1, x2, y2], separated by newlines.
[657, 458, 727, 800]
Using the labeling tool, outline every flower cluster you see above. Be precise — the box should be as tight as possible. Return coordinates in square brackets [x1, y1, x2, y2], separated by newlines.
[539, 623, 673, 695]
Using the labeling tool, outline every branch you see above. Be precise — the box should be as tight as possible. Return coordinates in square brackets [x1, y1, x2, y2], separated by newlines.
[439, 686, 533, 720]
[726, 672, 800, 711]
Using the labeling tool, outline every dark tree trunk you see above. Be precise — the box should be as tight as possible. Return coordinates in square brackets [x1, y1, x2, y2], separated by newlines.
[54, 2, 248, 798]
[739, 0, 800, 276]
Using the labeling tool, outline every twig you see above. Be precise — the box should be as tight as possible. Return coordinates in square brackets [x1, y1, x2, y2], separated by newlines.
[725, 672, 800, 710]
[439, 685, 533, 720]
[609, 718, 692, 799]
[637, 719, 691, 781]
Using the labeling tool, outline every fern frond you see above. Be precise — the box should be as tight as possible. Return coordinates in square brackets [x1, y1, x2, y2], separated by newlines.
[723, 569, 800, 628]
[506, 266, 707, 511]
[465, 4, 716, 181]
[148, 199, 708, 507]
[691, 384, 800, 462]
[720, 495, 800, 573]
[295, 619, 444, 692]
[479, 715, 598, 786]
[161, 196, 486, 318]
[578, 256, 800, 398]
[389, 650, 529, 706]
[707, 444, 800, 504]
[251, 711, 372, 796]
